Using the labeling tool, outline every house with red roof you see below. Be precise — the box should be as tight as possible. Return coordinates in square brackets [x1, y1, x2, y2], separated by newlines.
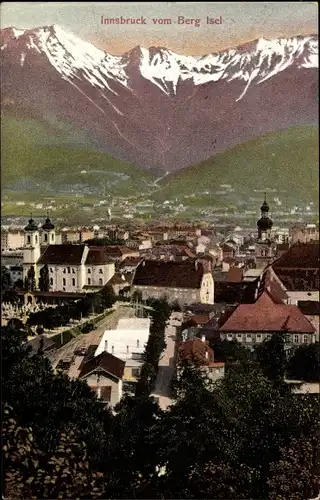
[179, 335, 225, 382]
[219, 290, 316, 348]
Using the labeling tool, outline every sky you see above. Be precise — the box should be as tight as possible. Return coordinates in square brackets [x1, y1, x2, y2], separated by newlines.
[1, 2, 318, 55]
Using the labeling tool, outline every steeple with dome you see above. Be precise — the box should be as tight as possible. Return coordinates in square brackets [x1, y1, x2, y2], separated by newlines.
[41, 212, 56, 245]
[23, 215, 41, 284]
[257, 192, 273, 240]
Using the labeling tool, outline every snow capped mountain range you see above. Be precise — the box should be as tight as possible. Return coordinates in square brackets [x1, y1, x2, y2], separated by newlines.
[1, 25, 318, 172]
[1, 24, 318, 99]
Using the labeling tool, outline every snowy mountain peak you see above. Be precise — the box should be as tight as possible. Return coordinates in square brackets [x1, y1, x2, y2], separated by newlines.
[0, 26, 318, 99]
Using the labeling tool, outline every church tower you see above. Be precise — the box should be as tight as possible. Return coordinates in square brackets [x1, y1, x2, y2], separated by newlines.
[41, 213, 55, 245]
[255, 193, 276, 269]
[23, 217, 41, 283]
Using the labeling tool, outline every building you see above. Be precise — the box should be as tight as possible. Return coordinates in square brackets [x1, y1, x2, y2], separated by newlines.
[78, 350, 125, 407]
[255, 194, 277, 269]
[219, 290, 316, 348]
[95, 317, 151, 391]
[132, 260, 214, 305]
[290, 223, 319, 244]
[1, 228, 25, 251]
[272, 242, 320, 303]
[179, 335, 225, 382]
[22, 217, 115, 293]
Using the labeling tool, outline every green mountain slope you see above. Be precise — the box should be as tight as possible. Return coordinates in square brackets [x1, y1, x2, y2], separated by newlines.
[155, 126, 319, 203]
[1, 116, 155, 196]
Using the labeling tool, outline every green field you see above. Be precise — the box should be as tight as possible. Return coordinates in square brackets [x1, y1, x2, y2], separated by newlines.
[155, 126, 319, 203]
[1, 116, 155, 196]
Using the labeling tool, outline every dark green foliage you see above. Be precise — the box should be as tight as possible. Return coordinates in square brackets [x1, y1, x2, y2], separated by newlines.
[2, 404, 105, 499]
[255, 332, 288, 385]
[135, 298, 171, 397]
[25, 265, 36, 291]
[287, 342, 320, 382]
[210, 338, 251, 364]
[2, 322, 112, 471]
[2, 265, 12, 291]
[38, 264, 50, 292]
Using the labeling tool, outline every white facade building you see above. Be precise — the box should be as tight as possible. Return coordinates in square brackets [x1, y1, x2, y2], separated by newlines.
[95, 317, 151, 361]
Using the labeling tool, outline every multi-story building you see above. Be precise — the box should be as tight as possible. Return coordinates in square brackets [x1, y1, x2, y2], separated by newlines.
[219, 290, 316, 348]
[131, 259, 214, 305]
[22, 217, 115, 292]
[1, 228, 25, 251]
[290, 223, 319, 244]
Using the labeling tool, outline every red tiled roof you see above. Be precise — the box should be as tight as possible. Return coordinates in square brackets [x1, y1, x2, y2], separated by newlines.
[78, 351, 125, 380]
[38, 244, 85, 265]
[188, 314, 210, 326]
[132, 260, 205, 289]
[219, 291, 315, 333]
[102, 245, 136, 256]
[179, 337, 214, 365]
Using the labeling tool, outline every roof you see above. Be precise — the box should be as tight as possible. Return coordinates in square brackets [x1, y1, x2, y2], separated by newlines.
[38, 244, 85, 265]
[179, 337, 214, 366]
[132, 260, 206, 289]
[227, 267, 243, 282]
[257, 268, 289, 304]
[186, 314, 210, 326]
[78, 351, 125, 380]
[273, 242, 319, 269]
[107, 272, 129, 285]
[298, 301, 320, 316]
[120, 256, 142, 267]
[219, 291, 316, 333]
[102, 245, 136, 257]
[85, 247, 112, 265]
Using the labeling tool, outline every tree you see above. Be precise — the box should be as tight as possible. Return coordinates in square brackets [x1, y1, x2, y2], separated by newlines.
[104, 395, 162, 498]
[287, 343, 320, 382]
[136, 298, 171, 397]
[38, 264, 50, 292]
[255, 332, 288, 385]
[25, 266, 36, 292]
[2, 323, 112, 471]
[2, 404, 105, 500]
[210, 338, 251, 364]
[2, 265, 12, 292]
[150, 363, 319, 500]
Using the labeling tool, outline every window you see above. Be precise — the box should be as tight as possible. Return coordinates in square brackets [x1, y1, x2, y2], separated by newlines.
[63, 278, 66, 286]
[227, 334, 233, 340]
[104, 340, 108, 351]
[35, 235, 38, 243]
[236, 334, 243, 341]
[72, 278, 75, 286]
[88, 269, 91, 274]
[137, 339, 140, 348]
[303, 335, 309, 343]
[72, 268, 75, 274]
[50, 268, 53, 273]
[51, 234, 54, 241]
[266, 334, 272, 340]
[294, 334, 299, 344]
[126, 345, 129, 354]
[99, 269, 103, 274]
[63, 287, 66, 292]
[27, 235, 31, 244]
[63, 268, 66, 274]
[88, 278, 91, 285]
[99, 278, 103, 285]
[246, 334, 252, 339]
[50, 278, 53, 285]
[132, 368, 141, 378]
[67, 267, 70, 274]
[112, 345, 114, 354]
[44, 234, 48, 242]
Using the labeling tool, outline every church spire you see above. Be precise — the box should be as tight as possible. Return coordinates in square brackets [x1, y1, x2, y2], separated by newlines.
[257, 192, 273, 239]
